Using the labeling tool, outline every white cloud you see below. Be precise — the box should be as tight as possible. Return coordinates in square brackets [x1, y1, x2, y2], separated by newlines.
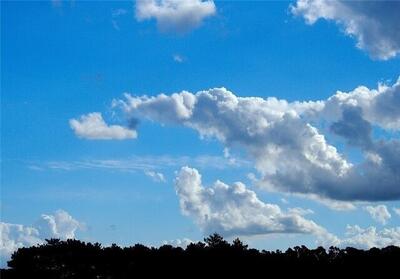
[296, 193, 356, 211]
[280, 198, 289, 204]
[0, 210, 83, 267]
[69, 112, 137, 140]
[340, 225, 400, 249]
[135, 0, 216, 33]
[174, 166, 337, 243]
[35, 209, 83, 240]
[321, 78, 400, 130]
[162, 238, 194, 248]
[145, 170, 166, 183]
[291, 0, 400, 60]
[0, 223, 41, 266]
[112, 78, 400, 202]
[364, 205, 391, 225]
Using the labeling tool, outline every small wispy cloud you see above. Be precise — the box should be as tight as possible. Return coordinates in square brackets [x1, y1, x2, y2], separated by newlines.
[112, 8, 127, 17]
[111, 20, 120, 31]
[111, 8, 128, 31]
[173, 54, 185, 63]
[28, 154, 251, 174]
[145, 170, 166, 183]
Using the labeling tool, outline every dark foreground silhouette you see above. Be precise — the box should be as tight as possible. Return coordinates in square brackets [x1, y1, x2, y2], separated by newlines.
[1, 234, 399, 278]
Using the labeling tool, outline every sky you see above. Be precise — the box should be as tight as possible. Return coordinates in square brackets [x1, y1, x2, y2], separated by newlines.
[1, 0, 400, 266]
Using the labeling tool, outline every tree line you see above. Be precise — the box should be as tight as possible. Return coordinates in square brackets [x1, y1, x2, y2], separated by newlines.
[1, 233, 399, 278]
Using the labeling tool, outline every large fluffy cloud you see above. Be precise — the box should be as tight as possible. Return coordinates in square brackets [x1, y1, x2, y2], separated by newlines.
[135, 0, 216, 33]
[1, 210, 83, 267]
[112, 78, 400, 202]
[173, 166, 400, 247]
[291, 0, 400, 60]
[174, 166, 337, 243]
[69, 112, 137, 140]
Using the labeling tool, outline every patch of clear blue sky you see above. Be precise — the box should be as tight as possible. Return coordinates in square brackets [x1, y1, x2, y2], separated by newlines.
[2, 1, 399, 249]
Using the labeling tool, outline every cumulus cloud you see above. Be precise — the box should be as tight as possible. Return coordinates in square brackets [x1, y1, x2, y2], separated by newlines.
[145, 170, 166, 183]
[70, 112, 137, 140]
[1, 210, 82, 267]
[112, 78, 400, 202]
[322, 79, 400, 130]
[291, 0, 400, 60]
[340, 225, 400, 249]
[174, 166, 337, 243]
[0, 223, 41, 266]
[35, 209, 83, 239]
[135, 0, 216, 33]
[364, 205, 391, 225]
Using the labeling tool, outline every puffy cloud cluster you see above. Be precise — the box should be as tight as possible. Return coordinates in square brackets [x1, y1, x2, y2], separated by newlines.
[0, 223, 41, 265]
[291, 0, 400, 60]
[35, 210, 83, 239]
[112, 78, 400, 202]
[364, 205, 391, 225]
[341, 225, 400, 249]
[135, 0, 216, 33]
[174, 167, 400, 248]
[69, 112, 137, 140]
[1, 210, 82, 267]
[174, 166, 336, 242]
[322, 80, 400, 130]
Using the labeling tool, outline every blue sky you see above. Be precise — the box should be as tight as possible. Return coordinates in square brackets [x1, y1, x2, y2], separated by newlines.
[1, 0, 400, 265]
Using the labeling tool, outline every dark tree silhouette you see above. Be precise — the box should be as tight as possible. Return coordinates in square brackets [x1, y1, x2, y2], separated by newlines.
[1, 234, 399, 278]
[204, 233, 229, 248]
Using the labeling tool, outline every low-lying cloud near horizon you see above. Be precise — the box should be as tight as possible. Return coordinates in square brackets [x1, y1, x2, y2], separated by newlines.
[1, 210, 83, 267]
[174, 166, 337, 243]
[174, 166, 400, 248]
